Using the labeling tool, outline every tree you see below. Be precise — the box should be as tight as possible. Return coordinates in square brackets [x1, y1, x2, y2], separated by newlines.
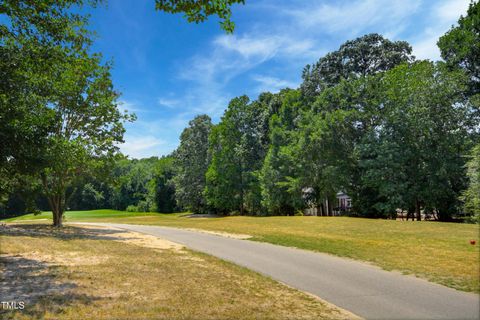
[147, 156, 177, 213]
[155, 0, 245, 33]
[205, 96, 269, 214]
[359, 61, 476, 221]
[39, 52, 133, 226]
[110, 157, 157, 211]
[438, 0, 480, 95]
[173, 115, 212, 213]
[461, 144, 480, 221]
[0, 0, 96, 197]
[260, 89, 305, 215]
[301, 33, 414, 98]
[292, 108, 356, 216]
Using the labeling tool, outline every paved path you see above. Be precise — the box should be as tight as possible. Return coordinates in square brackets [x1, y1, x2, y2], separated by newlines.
[83, 223, 479, 320]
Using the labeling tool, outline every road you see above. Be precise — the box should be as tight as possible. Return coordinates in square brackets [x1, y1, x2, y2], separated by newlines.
[82, 223, 480, 320]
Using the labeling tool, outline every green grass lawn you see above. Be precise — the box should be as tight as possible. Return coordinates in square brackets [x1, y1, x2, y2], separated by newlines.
[4, 209, 480, 293]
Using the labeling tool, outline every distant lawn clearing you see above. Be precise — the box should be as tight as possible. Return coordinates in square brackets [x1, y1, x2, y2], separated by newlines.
[4, 210, 480, 293]
[0, 224, 355, 319]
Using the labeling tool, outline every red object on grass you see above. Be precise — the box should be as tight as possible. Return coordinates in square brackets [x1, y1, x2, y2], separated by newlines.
[470, 240, 476, 245]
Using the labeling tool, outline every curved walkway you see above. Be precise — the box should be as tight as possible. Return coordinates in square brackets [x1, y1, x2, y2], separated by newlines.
[80, 223, 479, 320]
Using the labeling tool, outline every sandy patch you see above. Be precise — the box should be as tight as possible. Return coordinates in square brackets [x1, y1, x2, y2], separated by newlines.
[73, 224, 184, 252]
[184, 228, 252, 240]
[1, 251, 108, 267]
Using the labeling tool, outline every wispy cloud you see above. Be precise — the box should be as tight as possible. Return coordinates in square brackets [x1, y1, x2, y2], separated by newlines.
[157, 97, 181, 109]
[282, 0, 420, 37]
[120, 135, 165, 159]
[252, 75, 299, 93]
[411, 0, 470, 60]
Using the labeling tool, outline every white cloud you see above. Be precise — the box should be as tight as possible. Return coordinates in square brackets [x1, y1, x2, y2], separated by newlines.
[214, 34, 281, 60]
[412, 0, 470, 60]
[157, 97, 180, 109]
[120, 135, 165, 159]
[284, 0, 420, 36]
[435, 0, 470, 22]
[253, 75, 299, 93]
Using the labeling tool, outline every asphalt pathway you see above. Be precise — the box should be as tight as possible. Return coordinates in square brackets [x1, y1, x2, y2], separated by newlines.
[81, 223, 480, 320]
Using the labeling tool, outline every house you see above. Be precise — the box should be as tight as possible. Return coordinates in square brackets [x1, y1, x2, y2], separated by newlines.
[303, 190, 352, 216]
[336, 191, 352, 212]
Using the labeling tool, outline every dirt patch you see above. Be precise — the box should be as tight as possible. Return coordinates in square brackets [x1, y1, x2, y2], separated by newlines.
[184, 228, 252, 240]
[72, 224, 184, 252]
[3, 251, 109, 267]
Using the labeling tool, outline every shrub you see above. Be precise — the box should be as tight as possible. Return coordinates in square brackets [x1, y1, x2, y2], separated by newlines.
[126, 205, 138, 212]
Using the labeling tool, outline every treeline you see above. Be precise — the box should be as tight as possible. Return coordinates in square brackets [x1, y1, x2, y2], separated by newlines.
[2, 2, 479, 222]
[1, 156, 177, 215]
[174, 3, 480, 221]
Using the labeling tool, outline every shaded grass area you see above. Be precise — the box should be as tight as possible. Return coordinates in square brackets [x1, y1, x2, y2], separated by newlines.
[2, 209, 162, 222]
[0, 224, 354, 320]
[4, 210, 480, 293]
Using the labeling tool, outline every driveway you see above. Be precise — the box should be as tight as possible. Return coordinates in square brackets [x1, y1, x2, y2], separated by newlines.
[79, 223, 480, 320]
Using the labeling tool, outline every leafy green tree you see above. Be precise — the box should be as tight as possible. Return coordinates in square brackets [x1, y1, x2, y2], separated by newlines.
[359, 61, 476, 221]
[292, 108, 356, 216]
[461, 144, 480, 221]
[147, 156, 177, 213]
[260, 89, 305, 215]
[310, 73, 387, 217]
[438, 0, 480, 95]
[301, 33, 413, 98]
[173, 115, 212, 213]
[0, 0, 96, 197]
[155, 0, 245, 33]
[206, 96, 269, 214]
[110, 157, 156, 211]
[39, 52, 133, 226]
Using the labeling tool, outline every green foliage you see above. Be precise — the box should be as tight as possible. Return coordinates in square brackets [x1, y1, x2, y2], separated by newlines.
[154, 0, 245, 33]
[147, 156, 177, 213]
[438, 0, 480, 95]
[0, 0, 135, 226]
[301, 33, 413, 98]
[126, 205, 138, 212]
[461, 144, 480, 222]
[260, 89, 304, 215]
[206, 95, 270, 214]
[173, 115, 212, 213]
[0, 0, 96, 196]
[359, 61, 477, 220]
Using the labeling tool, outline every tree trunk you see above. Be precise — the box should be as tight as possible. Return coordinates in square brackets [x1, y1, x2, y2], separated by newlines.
[415, 200, 421, 221]
[50, 195, 64, 227]
[327, 197, 334, 216]
[316, 204, 322, 216]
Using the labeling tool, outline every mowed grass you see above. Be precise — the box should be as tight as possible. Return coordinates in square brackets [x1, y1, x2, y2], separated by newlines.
[0, 224, 355, 320]
[4, 210, 480, 293]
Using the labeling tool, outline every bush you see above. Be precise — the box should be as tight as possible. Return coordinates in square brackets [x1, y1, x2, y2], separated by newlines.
[137, 200, 149, 212]
[126, 205, 138, 212]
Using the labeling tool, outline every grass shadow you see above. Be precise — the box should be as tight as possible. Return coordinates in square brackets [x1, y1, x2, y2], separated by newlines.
[0, 255, 101, 319]
[0, 224, 135, 241]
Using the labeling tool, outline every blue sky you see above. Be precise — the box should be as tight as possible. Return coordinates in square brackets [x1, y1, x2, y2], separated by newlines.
[86, 0, 471, 158]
